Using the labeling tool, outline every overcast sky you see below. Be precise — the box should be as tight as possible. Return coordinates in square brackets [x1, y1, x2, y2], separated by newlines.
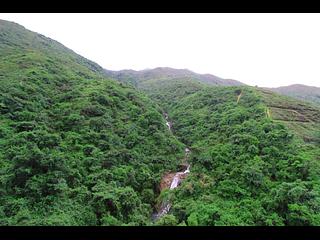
[1, 13, 320, 88]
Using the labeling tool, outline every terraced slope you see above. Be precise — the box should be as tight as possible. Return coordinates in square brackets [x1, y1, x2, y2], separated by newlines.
[258, 88, 320, 143]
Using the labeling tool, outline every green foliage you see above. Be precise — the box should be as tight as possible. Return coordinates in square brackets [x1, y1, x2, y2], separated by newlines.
[155, 214, 178, 226]
[147, 84, 320, 226]
[0, 20, 184, 226]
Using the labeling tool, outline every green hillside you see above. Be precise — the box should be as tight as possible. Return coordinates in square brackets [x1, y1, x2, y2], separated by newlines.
[1, 19, 320, 226]
[153, 86, 320, 226]
[112, 68, 320, 225]
[0, 20, 185, 225]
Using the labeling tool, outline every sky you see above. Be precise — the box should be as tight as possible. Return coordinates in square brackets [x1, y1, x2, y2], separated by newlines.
[1, 13, 320, 88]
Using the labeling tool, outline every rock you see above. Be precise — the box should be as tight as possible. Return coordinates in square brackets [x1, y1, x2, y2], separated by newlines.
[160, 172, 176, 191]
[178, 163, 189, 171]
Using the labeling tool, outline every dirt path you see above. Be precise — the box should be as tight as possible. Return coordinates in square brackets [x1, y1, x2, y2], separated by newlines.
[266, 107, 271, 118]
[236, 91, 243, 104]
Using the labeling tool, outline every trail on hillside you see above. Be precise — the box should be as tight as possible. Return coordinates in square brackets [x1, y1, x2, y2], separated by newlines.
[236, 90, 243, 104]
[266, 107, 271, 118]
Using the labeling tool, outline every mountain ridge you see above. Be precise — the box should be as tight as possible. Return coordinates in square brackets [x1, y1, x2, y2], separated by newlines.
[104, 67, 245, 88]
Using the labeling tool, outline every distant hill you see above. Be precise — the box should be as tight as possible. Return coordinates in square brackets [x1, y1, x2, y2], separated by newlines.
[104, 67, 245, 90]
[267, 84, 320, 105]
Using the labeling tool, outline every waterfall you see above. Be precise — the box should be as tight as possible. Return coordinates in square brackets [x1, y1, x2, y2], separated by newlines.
[165, 113, 171, 131]
[170, 174, 181, 189]
[155, 163, 190, 219]
[183, 164, 190, 174]
[153, 113, 191, 221]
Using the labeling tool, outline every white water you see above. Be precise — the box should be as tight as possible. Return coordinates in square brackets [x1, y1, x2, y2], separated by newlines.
[165, 113, 171, 131]
[170, 165, 190, 189]
[184, 164, 190, 174]
[155, 162, 190, 219]
[170, 174, 181, 189]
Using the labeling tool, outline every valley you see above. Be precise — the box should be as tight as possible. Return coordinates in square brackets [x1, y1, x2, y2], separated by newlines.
[1, 19, 320, 226]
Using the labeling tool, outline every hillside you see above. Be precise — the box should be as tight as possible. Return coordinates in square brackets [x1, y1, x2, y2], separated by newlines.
[109, 67, 320, 225]
[114, 67, 320, 145]
[258, 88, 320, 143]
[152, 86, 320, 226]
[0, 20, 185, 226]
[267, 84, 320, 105]
[106, 62, 320, 226]
[105, 67, 244, 112]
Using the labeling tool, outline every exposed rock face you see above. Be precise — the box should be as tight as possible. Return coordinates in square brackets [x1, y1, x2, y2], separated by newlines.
[178, 163, 189, 171]
[160, 172, 176, 191]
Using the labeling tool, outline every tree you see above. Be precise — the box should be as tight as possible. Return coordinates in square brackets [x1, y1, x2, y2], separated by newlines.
[155, 214, 178, 226]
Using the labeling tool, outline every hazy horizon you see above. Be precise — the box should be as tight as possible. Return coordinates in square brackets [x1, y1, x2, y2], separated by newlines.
[1, 13, 320, 88]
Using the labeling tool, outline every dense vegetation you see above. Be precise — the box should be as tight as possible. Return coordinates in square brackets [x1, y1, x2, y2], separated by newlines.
[152, 86, 320, 226]
[0, 20, 185, 225]
[1, 19, 320, 226]
[119, 67, 320, 225]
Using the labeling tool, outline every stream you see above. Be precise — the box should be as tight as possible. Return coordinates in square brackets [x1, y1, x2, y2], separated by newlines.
[164, 112, 172, 131]
[152, 113, 191, 221]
